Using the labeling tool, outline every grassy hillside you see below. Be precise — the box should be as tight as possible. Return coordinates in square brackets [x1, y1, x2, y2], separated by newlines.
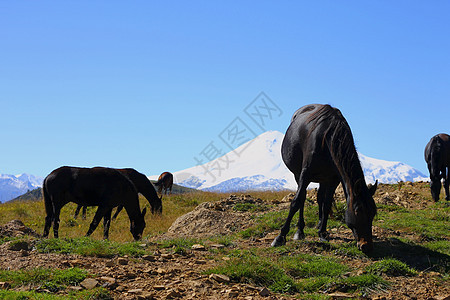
[0, 185, 448, 299]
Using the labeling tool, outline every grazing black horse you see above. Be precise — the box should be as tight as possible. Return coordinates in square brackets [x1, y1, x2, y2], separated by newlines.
[74, 168, 162, 220]
[424, 133, 450, 201]
[43, 166, 147, 240]
[271, 104, 378, 253]
[154, 172, 173, 195]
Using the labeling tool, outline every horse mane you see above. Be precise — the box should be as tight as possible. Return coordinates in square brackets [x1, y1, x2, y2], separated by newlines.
[309, 105, 377, 213]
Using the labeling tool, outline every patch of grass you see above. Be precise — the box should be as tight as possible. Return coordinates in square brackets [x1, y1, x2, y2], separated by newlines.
[233, 202, 267, 212]
[207, 250, 298, 293]
[376, 202, 449, 241]
[0, 288, 112, 300]
[240, 210, 291, 239]
[0, 267, 88, 289]
[423, 240, 450, 255]
[35, 237, 147, 257]
[366, 258, 418, 276]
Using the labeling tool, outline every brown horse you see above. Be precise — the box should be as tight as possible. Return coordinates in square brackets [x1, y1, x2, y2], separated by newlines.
[154, 172, 173, 195]
[271, 104, 377, 253]
[74, 168, 162, 220]
[43, 166, 147, 240]
[424, 133, 450, 201]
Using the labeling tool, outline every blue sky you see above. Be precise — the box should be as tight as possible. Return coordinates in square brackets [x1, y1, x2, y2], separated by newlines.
[1, 1, 449, 178]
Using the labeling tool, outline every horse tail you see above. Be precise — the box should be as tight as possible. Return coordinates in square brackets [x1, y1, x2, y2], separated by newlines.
[43, 180, 53, 216]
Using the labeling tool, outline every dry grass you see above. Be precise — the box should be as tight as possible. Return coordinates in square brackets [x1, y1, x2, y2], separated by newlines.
[0, 191, 291, 242]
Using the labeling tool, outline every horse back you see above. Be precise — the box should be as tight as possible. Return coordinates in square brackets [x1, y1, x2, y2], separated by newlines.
[282, 104, 341, 181]
[44, 166, 136, 207]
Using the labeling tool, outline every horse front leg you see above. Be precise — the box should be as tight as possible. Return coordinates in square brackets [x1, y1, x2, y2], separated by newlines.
[86, 206, 108, 237]
[272, 172, 308, 247]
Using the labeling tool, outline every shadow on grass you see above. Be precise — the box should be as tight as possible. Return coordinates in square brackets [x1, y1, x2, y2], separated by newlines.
[370, 238, 449, 273]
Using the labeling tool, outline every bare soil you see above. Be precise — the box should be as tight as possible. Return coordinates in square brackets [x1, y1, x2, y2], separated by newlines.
[1, 182, 449, 300]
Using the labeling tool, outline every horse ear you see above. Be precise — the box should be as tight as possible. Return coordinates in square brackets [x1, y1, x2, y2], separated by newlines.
[368, 180, 378, 196]
[142, 207, 147, 217]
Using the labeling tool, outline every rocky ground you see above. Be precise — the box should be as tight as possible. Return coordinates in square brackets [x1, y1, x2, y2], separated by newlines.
[0, 182, 449, 299]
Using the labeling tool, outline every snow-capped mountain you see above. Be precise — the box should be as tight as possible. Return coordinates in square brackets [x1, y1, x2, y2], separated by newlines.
[0, 173, 43, 203]
[151, 130, 428, 192]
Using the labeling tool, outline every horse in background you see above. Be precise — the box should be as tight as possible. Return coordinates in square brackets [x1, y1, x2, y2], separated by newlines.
[154, 172, 173, 195]
[43, 166, 147, 240]
[74, 168, 162, 220]
[271, 104, 377, 253]
[424, 133, 450, 201]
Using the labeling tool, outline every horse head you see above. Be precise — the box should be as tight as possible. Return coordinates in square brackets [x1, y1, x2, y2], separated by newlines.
[130, 207, 147, 240]
[151, 196, 163, 215]
[346, 180, 377, 253]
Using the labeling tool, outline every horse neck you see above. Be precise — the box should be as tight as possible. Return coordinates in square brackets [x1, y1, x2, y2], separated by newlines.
[135, 178, 159, 205]
[326, 122, 366, 200]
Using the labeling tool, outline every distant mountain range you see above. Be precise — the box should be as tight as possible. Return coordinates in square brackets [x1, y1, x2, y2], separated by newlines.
[0, 173, 43, 203]
[150, 131, 429, 192]
[1, 131, 429, 201]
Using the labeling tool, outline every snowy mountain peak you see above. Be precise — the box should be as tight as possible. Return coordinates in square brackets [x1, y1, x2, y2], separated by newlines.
[163, 131, 428, 192]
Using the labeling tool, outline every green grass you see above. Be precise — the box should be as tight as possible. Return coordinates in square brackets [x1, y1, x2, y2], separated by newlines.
[0, 288, 112, 300]
[0, 267, 88, 289]
[366, 258, 418, 276]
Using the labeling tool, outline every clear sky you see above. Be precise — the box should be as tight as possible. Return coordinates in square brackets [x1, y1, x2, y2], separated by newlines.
[1, 1, 449, 178]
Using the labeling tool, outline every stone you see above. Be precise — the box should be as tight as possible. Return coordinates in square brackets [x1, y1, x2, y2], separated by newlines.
[128, 288, 143, 294]
[259, 287, 270, 297]
[328, 292, 357, 299]
[118, 257, 129, 265]
[142, 255, 156, 261]
[105, 260, 115, 267]
[166, 289, 182, 298]
[191, 244, 206, 251]
[80, 278, 99, 290]
[153, 285, 165, 290]
[209, 274, 230, 283]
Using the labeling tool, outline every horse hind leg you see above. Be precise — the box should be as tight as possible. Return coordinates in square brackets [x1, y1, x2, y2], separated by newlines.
[102, 209, 113, 240]
[444, 167, 450, 201]
[317, 181, 339, 242]
[272, 170, 309, 247]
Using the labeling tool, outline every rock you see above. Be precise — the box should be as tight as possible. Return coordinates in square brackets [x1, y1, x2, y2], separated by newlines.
[209, 274, 230, 283]
[259, 287, 270, 296]
[137, 291, 154, 300]
[118, 257, 129, 265]
[153, 285, 165, 290]
[0, 282, 11, 289]
[210, 244, 225, 249]
[328, 292, 357, 299]
[128, 288, 143, 294]
[105, 260, 115, 267]
[161, 253, 173, 259]
[166, 289, 183, 298]
[142, 255, 156, 261]
[80, 278, 99, 290]
[191, 244, 206, 251]
[69, 286, 83, 291]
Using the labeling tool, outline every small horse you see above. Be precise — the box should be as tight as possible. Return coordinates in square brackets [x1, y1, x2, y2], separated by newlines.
[424, 133, 450, 201]
[43, 166, 147, 240]
[271, 104, 377, 253]
[154, 172, 173, 195]
[74, 168, 162, 220]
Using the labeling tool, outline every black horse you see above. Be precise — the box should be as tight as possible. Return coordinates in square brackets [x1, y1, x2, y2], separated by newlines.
[74, 168, 162, 220]
[271, 104, 377, 253]
[43, 166, 147, 240]
[424, 133, 450, 201]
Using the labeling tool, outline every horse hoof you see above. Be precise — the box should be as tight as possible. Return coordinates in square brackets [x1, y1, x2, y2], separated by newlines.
[271, 236, 286, 247]
[293, 231, 305, 240]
